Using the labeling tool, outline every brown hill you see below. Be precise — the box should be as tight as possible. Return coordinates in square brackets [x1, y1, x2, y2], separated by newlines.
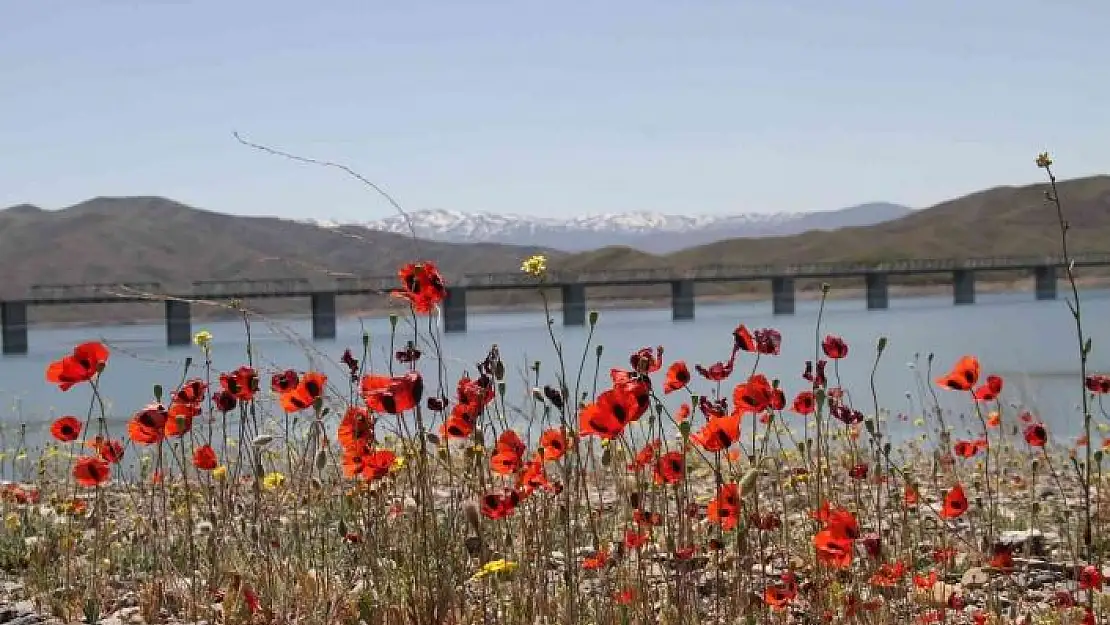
[0, 197, 558, 322]
[659, 175, 1110, 267]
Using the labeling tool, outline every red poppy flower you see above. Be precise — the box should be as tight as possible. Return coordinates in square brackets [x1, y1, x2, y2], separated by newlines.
[166, 400, 200, 437]
[822, 335, 849, 359]
[192, 444, 218, 470]
[973, 374, 1004, 401]
[935, 355, 980, 391]
[706, 483, 742, 530]
[627, 440, 660, 472]
[50, 416, 82, 442]
[393, 261, 447, 314]
[803, 360, 827, 387]
[623, 528, 649, 550]
[579, 386, 642, 440]
[479, 489, 520, 520]
[538, 428, 568, 461]
[870, 561, 906, 587]
[940, 483, 968, 518]
[46, 342, 109, 391]
[812, 501, 858, 568]
[791, 391, 816, 415]
[73, 456, 110, 487]
[212, 390, 237, 412]
[653, 451, 685, 485]
[271, 369, 299, 393]
[221, 366, 259, 402]
[338, 406, 375, 451]
[1079, 565, 1103, 590]
[1085, 374, 1110, 394]
[280, 371, 327, 413]
[664, 361, 690, 394]
[87, 436, 124, 464]
[733, 374, 774, 413]
[174, 379, 207, 404]
[1024, 423, 1048, 447]
[695, 346, 738, 382]
[491, 429, 526, 475]
[629, 346, 663, 374]
[361, 371, 424, 415]
[128, 404, 169, 445]
[692, 413, 741, 452]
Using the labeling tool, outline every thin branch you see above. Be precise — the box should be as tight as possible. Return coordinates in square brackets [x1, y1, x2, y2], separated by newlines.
[232, 131, 422, 257]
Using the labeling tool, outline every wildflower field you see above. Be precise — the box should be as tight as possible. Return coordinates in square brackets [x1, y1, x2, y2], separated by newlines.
[2, 156, 1109, 625]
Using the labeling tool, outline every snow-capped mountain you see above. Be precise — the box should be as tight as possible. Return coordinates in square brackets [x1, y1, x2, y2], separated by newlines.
[308, 202, 912, 253]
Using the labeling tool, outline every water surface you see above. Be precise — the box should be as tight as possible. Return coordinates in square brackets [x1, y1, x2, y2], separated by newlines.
[1, 290, 1106, 456]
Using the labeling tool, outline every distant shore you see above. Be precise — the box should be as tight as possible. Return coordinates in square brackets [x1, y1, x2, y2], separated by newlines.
[21, 275, 1109, 332]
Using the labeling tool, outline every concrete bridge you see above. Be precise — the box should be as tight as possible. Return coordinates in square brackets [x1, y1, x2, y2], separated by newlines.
[2, 254, 1107, 354]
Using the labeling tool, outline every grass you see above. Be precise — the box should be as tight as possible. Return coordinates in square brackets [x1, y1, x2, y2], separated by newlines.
[1, 156, 1109, 625]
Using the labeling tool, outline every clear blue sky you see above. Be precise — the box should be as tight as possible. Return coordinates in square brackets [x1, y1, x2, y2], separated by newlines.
[2, 1, 1107, 220]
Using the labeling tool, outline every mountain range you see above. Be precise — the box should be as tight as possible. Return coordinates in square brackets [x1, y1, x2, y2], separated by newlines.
[310, 202, 913, 253]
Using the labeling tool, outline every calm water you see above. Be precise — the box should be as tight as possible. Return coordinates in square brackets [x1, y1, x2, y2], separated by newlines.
[1, 290, 1107, 454]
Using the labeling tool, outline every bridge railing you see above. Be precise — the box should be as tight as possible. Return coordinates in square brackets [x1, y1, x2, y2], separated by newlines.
[28, 282, 164, 300]
[459, 253, 1110, 287]
[191, 278, 314, 297]
[333, 275, 397, 293]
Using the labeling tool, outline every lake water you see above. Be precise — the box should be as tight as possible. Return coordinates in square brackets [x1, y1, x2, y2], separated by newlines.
[1, 290, 1107, 455]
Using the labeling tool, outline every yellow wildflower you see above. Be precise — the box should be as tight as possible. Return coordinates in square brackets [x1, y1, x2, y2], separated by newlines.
[212, 465, 228, 481]
[262, 471, 285, 490]
[5, 512, 20, 532]
[193, 329, 213, 348]
[471, 559, 517, 581]
[391, 455, 405, 473]
[1035, 152, 1053, 169]
[520, 254, 547, 277]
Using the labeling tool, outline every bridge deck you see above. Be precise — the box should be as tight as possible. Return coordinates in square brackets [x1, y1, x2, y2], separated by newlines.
[7, 253, 1108, 305]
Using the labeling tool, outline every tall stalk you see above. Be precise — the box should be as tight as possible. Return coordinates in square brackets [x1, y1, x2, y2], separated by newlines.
[1038, 153, 1093, 560]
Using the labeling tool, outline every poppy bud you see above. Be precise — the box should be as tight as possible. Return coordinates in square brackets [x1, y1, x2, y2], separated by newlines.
[589, 310, 599, 326]
[153, 384, 163, 403]
[388, 312, 398, 328]
[678, 421, 691, 438]
[362, 332, 370, 348]
[877, 336, 888, 354]
[596, 345, 604, 358]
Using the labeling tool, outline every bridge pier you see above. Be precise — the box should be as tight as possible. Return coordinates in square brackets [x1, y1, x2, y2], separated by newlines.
[165, 300, 192, 347]
[311, 293, 337, 340]
[953, 270, 975, 305]
[562, 284, 586, 326]
[771, 277, 795, 315]
[671, 280, 695, 321]
[1, 302, 29, 355]
[1035, 265, 1057, 300]
[444, 287, 467, 333]
[865, 273, 889, 310]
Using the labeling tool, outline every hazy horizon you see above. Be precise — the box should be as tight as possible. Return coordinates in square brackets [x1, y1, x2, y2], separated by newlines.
[3, 1, 1108, 221]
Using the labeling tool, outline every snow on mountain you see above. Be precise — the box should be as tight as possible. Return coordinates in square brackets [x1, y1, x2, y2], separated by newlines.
[304, 203, 912, 253]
